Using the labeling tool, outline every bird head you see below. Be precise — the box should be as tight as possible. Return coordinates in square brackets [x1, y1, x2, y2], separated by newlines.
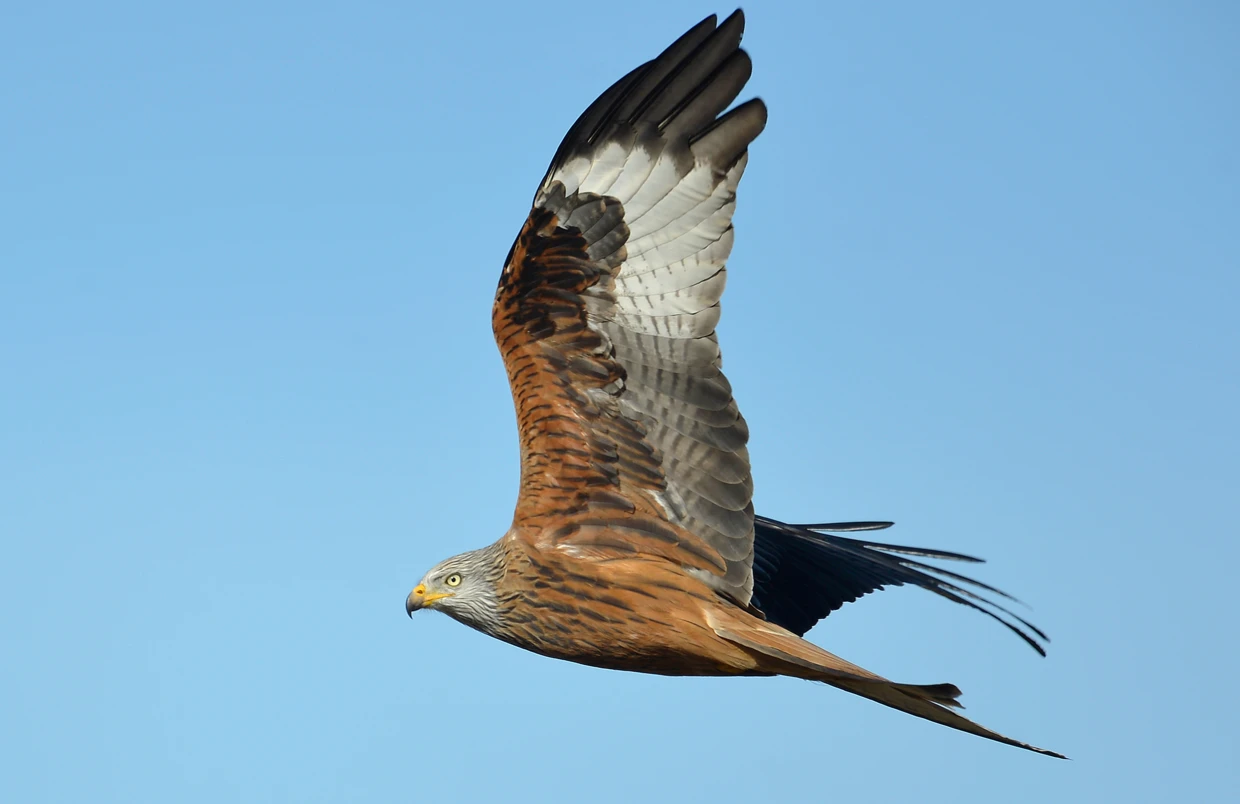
[405, 545, 504, 635]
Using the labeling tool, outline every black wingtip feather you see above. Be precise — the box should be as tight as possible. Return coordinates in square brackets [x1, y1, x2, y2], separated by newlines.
[751, 515, 1050, 655]
[540, 9, 759, 193]
[798, 520, 894, 532]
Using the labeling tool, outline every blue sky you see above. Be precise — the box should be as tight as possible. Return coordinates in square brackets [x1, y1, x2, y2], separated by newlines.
[2, 1, 1237, 801]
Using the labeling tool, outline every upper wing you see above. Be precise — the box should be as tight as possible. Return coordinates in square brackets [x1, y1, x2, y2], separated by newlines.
[750, 516, 1050, 654]
[494, 11, 766, 604]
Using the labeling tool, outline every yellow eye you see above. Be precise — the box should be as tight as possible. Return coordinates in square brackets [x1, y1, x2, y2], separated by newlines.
[445, 573, 462, 587]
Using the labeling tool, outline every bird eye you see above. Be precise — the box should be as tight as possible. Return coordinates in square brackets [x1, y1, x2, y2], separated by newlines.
[445, 573, 462, 587]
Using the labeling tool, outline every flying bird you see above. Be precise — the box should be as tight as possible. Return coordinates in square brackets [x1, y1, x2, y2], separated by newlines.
[406, 10, 1062, 758]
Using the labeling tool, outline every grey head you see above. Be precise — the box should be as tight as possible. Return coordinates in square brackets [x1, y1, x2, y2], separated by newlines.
[405, 542, 506, 637]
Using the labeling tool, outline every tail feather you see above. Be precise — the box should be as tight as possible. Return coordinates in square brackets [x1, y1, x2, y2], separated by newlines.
[828, 676, 1065, 757]
[711, 618, 1065, 759]
[897, 681, 964, 709]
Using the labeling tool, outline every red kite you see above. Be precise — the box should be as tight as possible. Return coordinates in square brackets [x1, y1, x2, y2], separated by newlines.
[406, 10, 1062, 758]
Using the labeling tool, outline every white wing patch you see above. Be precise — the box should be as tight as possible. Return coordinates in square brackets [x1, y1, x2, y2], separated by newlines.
[537, 138, 756, 601]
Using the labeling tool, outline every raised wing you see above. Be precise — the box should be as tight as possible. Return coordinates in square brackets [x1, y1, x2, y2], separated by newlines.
[494, 11, 766, 604]
[750, 517, 1050, 654]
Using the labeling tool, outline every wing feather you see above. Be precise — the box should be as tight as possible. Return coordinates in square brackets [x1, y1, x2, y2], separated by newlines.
[749, 517, 1051, 655]
[495, 11, 765, 603]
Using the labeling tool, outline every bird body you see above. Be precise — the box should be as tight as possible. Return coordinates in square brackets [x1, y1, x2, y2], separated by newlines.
[495, 535, 761, 677]
[406, 9, 1063, 759]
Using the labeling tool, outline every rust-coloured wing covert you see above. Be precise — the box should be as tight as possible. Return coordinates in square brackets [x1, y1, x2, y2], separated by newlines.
[493, 11, 767, 604]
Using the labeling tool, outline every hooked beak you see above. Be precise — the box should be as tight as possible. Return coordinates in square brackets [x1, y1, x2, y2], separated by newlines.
[405, 583, 454, 617]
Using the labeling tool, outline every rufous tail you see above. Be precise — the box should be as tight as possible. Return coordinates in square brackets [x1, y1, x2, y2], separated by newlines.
[712, 618, 1066, 758]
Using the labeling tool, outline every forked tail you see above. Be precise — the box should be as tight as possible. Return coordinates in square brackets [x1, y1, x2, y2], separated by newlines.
[711, 617, 1066, 758]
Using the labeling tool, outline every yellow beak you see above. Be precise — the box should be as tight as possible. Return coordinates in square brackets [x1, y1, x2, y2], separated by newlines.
[406, 583, 455, 616]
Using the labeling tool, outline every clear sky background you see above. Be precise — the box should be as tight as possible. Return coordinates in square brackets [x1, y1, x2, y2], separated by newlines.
[2, 2, 1237, 802]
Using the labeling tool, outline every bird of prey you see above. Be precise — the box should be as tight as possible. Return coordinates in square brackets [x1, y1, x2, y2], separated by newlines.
[405, 10, 1062, 758]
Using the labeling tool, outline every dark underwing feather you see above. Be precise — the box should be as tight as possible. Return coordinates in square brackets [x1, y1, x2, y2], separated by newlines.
[539, 14, 724, 193]
[749, 516, 1050, 655]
